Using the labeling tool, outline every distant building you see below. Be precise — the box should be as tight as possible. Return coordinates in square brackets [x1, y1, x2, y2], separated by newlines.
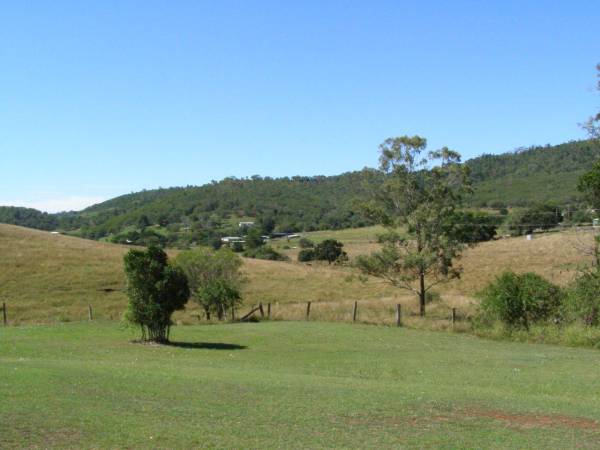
[221, 236, 245, 243]
[239, 221, 255, 228]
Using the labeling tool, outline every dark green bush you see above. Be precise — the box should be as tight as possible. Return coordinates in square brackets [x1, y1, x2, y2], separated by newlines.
[244, 245, 288, 261]
[123, 246, 190, 342]
[299, 238, 315, 249]
[314, 239, 346, 264]
[563, 272, 600, 326]
[298, 249, 315, 262]
[478, 271, 563, 329]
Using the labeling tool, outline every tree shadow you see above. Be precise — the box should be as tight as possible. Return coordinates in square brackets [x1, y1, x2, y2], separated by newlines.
[165, 341, 247, 350]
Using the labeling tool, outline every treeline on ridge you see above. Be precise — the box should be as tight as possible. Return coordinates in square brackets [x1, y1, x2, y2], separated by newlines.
[1, 139, 598, 241]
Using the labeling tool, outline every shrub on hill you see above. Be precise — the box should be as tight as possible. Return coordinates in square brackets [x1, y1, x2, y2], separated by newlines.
[244, 245, 288, 261]
[298, 237, 314, 248]
[297, 249, 315, 262]
[563, 271, 600, 326]
[314, 239, 346, 264]
[477, 271, 563, 329]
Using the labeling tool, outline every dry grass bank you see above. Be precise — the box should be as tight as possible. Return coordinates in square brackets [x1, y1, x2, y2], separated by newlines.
[1, 224, 595, 325]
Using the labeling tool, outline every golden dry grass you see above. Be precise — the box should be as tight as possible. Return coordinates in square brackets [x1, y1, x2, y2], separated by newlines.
[1, 223, 596, 325]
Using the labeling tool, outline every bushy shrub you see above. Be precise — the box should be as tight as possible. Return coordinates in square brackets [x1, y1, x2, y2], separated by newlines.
[314, 239, 346, 264]
[477, 271, 562, 329]
[298, 249, 315, 262]
[123, 246, 190, 342]
[196, 278, 241, 320]
[563, 272, 600, 326]
[244, 245, 288, 261]
[176, 246, 243, 320]
[299, 238, 315, 249]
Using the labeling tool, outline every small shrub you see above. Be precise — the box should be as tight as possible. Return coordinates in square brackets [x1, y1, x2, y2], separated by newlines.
[299, 238, 315, 249]
[298, 249, 315, 262]
[244, 245, 288, 261]
[477, 271, 562, 329]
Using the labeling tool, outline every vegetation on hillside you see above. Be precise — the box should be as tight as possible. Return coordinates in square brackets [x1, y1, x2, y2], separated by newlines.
[2, 140, 599, 241]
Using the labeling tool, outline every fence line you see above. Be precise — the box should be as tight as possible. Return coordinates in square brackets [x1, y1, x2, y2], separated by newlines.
[0, 300, 465, 329]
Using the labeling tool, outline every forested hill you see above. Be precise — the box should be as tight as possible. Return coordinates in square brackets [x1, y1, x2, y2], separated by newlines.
[467, 139, 600, 207]
[1, 139, 598, 238]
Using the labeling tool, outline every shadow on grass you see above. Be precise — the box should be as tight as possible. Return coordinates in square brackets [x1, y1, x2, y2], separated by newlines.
[166, 341, 247, 350]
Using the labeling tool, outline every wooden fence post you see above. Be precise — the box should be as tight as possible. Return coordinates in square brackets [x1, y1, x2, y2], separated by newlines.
[259, 303, 265, 318]
[352, 301, 358, 323]
[306, 301, 311, 321]
[231, 306, 235, 321]
[452, 308, 457, 327]
[88, 304, 93, 321]
[2, 302, 6, 326]
[396, 304, 402, 327]
[267, 303, 271, 319]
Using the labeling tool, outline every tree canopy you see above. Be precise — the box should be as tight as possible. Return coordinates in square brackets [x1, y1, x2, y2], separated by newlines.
[356, 135, 472, 316]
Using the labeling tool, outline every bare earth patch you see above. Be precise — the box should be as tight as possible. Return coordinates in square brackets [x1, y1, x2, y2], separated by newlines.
[343, 407, 599, 432]
[459, 408, 599, 431]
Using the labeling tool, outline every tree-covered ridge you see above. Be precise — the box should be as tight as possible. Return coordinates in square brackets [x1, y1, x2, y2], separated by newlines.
[1, 139, 598, 235]
[467, 139, 600, 206]
[73, 171, 384, 239]
[0, 206, 59, 231]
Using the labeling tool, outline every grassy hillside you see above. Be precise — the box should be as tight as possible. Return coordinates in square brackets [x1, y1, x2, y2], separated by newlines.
[1, 224, 595, 326]
[2, 321, 600, 448]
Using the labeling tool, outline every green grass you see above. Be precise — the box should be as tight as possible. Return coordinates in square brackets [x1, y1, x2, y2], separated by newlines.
[2, 321, 600, 448]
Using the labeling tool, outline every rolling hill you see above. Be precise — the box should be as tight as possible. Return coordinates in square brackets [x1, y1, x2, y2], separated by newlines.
[1, 139, 599, 241]
[0, 223, 594, 326]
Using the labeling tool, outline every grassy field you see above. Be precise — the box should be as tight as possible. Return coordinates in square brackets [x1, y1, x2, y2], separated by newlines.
[1, 321, 600, 449]
[0, 223, 596, 325]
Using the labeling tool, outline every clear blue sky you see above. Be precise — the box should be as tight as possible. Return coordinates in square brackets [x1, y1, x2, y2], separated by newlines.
[1, 1, 598, 212]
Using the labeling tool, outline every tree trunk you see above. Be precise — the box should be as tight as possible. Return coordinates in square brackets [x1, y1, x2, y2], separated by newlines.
[419, 272, 426, 317]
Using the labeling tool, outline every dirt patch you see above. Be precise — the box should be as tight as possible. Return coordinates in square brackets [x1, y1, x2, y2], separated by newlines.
[342, 408, 599, 432]
[461, 408, 600, 431]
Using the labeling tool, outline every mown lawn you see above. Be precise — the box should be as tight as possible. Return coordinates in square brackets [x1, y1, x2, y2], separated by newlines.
[1, 321, 600, 448]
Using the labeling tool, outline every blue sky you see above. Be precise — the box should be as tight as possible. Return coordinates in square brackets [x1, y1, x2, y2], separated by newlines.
[1, 1, 598, 212]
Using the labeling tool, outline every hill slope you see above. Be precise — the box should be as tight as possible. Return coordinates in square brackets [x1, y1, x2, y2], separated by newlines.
[2, 139, 598, 239]
[0, 223, 593, 325]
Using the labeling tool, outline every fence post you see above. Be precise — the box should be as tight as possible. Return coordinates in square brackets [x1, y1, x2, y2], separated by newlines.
[267, 302, 271, 319]
[231, 306, 236, 321]
[352, 301, 358, 323]
[2, 302, 6, 326]
[88, 304, 93, 321]
[395, 304, 402, 327]
[306, 301, 311, 321]
[452, 308, 457, 327]
[259, 303, 265, 318]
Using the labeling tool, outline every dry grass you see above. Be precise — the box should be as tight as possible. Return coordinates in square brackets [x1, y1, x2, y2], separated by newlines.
[1, 223, 596, 326]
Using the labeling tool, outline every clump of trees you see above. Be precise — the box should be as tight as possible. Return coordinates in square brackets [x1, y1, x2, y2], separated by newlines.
[176, 247, 244, 320]
[240, 227, 288, 261]
[297, 239, 347, 264]
[506, 204, 562, 236]
[123, 246, 190, 343]
[356, 135, 472, 316]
